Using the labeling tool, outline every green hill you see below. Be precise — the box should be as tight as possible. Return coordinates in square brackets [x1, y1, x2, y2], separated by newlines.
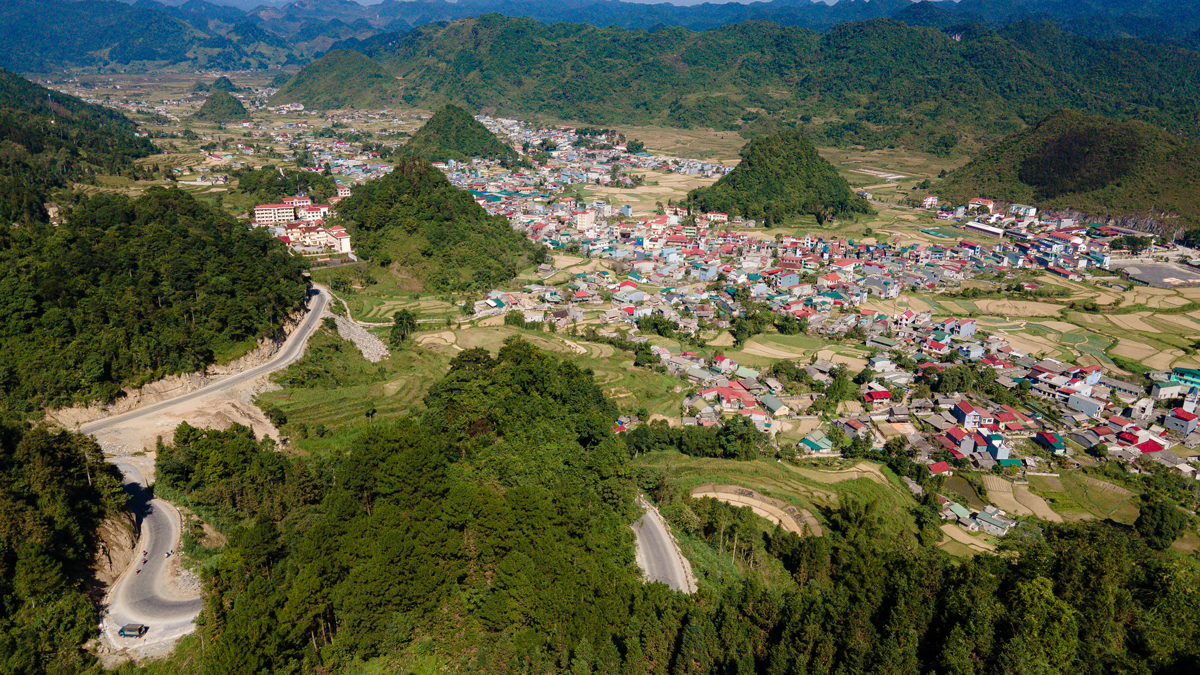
[687, 131, 870, 226]
[347, 14, 1200, 154]
[193, 90, 249, 122]
[269, 49, 402, 110]
[0, 68, 153, 224]
[936, 109, 1200, 227]
[0, 188, 309, 409]
[334, 157, 539, 291]
[210, 75, 239, 92]
[404, 105, 516, 163]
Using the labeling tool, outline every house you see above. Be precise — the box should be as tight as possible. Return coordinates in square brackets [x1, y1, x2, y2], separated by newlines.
[841, 418, 871, 439]
[760, 394, 790, 417]
[1165, 407, 1200, 436]
[952, 401, 982, 429]
[1067, 393, 1105, 419]
[1035, 432, 1066, 454]
[922, 195, 939, 209]
[254, 204, 295, 224]
[928, 461, 953, 476]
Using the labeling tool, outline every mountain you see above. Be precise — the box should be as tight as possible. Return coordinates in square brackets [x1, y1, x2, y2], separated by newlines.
[334, 157, 539, 291]
[193, 90, 250, 121]
[687, 130, 871, 226]
[210, 75, 239, 91]
[937, 109, 1200, 227]
[0, 188, 309, 408]
[403, 105, 517, 163]
[0, 69, 153, 223]
[269, 49, 402, 109]
[341, 14, 1200, 154]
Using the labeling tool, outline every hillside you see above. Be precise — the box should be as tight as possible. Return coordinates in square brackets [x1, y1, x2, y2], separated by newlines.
[0, 188, 309, 409]
[269, 49, 402, 110]
[0, 68, 153, 224]
[403, 104, 517, 163]
[334, 157, 539, 291]
[687, 131, 871, 226]
[192, 89, 249, 121]
[936, 109, 1200, 227]
[341, 14, 1200, 154]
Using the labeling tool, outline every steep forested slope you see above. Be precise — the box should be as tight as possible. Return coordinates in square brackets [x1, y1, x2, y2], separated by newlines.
[687, 130, 871, 225]
[403, 104, 517, 163]
[0, 188, 309, 411]
[0, 424, 126, 674]
[152, 338, 1200, 675]
[0, 69, 153, 224]
[339, 14, 1200, 154]
[269, 49, 403, 110]
[334, 157, 539, 291]
[937, 109, 1200, 226]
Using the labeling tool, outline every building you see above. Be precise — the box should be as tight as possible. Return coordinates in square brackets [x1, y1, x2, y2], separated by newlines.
[254, 204, 296, 224]
[1170, 367, 1200, 388]
[1165, 408, 1200, 436]
[336, 186, 352, 197]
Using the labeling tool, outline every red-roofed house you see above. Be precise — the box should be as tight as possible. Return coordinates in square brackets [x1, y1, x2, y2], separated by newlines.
[928, 461, 952, 476]
[1165, 408, 1200, 435]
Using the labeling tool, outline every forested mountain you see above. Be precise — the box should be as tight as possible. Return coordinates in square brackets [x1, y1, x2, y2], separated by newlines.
[937, 109, 1200, 227]
[0, 188, 309, 411]
[192, 90, 250, 121]
[149, 338, 1200, 674]
[0, 69, 153, 224]
[340, 14, 1200, 154]
[334, 157, 539, 291]
[269, 49, 403, 110]
[0, 424, 127, 674]
[403, 104, 517, 163]
[687, 131, 871, 226]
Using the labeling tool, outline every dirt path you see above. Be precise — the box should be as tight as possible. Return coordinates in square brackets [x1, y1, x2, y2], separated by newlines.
[692, 484, 822, 536]
[783, 461, 891, 487]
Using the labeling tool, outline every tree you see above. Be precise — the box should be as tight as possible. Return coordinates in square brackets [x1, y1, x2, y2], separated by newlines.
[391, 309, 416, 346]
[1134, 498, 1188, 550]
[365, 405, 377, 422]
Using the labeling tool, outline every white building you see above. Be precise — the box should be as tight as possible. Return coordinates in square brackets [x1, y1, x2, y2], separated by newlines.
[254, 204, 295, 225]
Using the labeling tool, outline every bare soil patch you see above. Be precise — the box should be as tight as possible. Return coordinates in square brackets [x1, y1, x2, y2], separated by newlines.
[691, 484, 822, 536]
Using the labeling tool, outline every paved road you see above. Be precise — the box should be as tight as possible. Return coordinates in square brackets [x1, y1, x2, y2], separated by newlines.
[89, 288, 328, 649]
[101, 461, 203, 648]
[631, 497, 696, 593]
[82, 288, 329, 435]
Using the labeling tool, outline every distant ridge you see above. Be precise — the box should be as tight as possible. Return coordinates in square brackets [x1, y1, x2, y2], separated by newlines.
[269, 49, 401, 110]
[937, 109, 1200, 227]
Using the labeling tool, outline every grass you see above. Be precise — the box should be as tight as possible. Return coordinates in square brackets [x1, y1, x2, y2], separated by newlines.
[634, 452, 922, 540]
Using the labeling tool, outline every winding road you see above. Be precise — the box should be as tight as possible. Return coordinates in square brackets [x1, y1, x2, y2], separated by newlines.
[90, 287, 329, 650]
[631, 497, 696, 593]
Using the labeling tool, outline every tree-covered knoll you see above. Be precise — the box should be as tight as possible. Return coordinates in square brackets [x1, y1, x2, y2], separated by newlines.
[0, 423, 126, 674]
[0, 68, 153, 224]
[937, 109, 1200, 227]
[268, 49, 403, 110]
[192, 90, 249, 122]
[333, 156, 540, 291]
[403, 104, 517, 163]
[687, 130, 871, 226]
[233, 165, 338, 204]
[342, 14, 1200, 154]
[151, 337, 1200, 675]
[0, 187, 308, 412]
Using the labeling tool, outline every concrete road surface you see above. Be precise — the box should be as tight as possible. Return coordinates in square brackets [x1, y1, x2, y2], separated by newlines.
[90, 288, 328, 653]
[101, 462, 203, 650]
[82, 287, 329, 435]
[631, 497, 696, 593]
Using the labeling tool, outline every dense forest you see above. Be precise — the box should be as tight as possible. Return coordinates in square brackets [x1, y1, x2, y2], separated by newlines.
[333, 156, 540, 291]
[937, 109, 1200, 228]
[191, 90, 249, 122]
[147, 338, 1200, 675]
[335, 14, 1200, 153]
[0, 423, 126, 674]
[403, 104, 517, 163]
[269, 50, 404, 110]
[0, 69, 153, 224]
[687, 131, 871, 226]
[0, 188, 309, 412]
